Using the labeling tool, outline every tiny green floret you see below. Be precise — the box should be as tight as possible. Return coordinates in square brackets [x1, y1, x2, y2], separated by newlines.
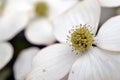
[71, 25, 94, 52]
[35, 2, 48, 17]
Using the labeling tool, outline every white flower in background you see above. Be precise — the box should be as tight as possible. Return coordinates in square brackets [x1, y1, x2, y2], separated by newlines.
[25, 0, 120, 80]
[13, 47, 40, 80]
[99, 0, 120, 7]
[99, 0, 120, 25]
[0, 0, 31, 41]
[0, 42, 13, 70]
[13, 47, 68, 80]
[8, 0, 79, 45]
[0, 0, 14, 70]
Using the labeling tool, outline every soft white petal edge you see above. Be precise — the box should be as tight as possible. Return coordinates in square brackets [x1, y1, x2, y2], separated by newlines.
[13, 47, 40, 80]
[0, 1, 32, 41]
[25, 19, 56, 45]
[53, 0, 100, 43]
[99, 0, 120, 7]
[26, 43, 79, 80]
[96, 15, 120, 52]
[0, 42, 13, 70]
[68, 47, 120, 80]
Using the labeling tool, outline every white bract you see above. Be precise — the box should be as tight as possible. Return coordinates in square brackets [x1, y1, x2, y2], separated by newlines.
[13, 47, 68, 80]
[8, 0, 78, 45]
[25, 0, 120, 80]
[0, 0, 14, 70]
[0, 42, 13, 70]
[13, 47, 40, 80]
[0, 0, 31, 41]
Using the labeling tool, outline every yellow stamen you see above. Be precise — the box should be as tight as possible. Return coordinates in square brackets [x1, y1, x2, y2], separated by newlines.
[70, 24, 94, 52]
[35, 2, 48, 17]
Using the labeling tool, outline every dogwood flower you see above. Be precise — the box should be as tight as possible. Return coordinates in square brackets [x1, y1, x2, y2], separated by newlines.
[25, 0, 120, 80]
[8, 0, 79, 45]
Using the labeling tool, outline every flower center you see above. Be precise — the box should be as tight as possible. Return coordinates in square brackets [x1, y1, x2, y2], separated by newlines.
[35, 2, 48, 17]
[70, 24, 94, 52]
[0, 0, 6, 14]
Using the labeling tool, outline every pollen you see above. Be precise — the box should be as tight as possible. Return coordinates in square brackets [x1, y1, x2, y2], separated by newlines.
[35, 2, 49, 17]
[70, 24, 94, 52]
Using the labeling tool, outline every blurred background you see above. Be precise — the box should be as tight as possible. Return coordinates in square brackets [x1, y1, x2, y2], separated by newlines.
[0, 1, 120, 80]
[0, 30, 47, 80]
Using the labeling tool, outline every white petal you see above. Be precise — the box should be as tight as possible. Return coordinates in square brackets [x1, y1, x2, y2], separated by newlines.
[69, 47, 120, 80]
[46, 0, 78, 19]
[0, 42, 13, 70]
[99, 0, 120, 7]
[25, 18, 56, 45]
[100, 7, 116, 25]
[13, 47, 39, 80]
[96, 15, 120, 52]
[7, 0, 35, 3]
[26, 43, 78, 80]
[0, 1, 32, 41]
[53, 0, 100, 43]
